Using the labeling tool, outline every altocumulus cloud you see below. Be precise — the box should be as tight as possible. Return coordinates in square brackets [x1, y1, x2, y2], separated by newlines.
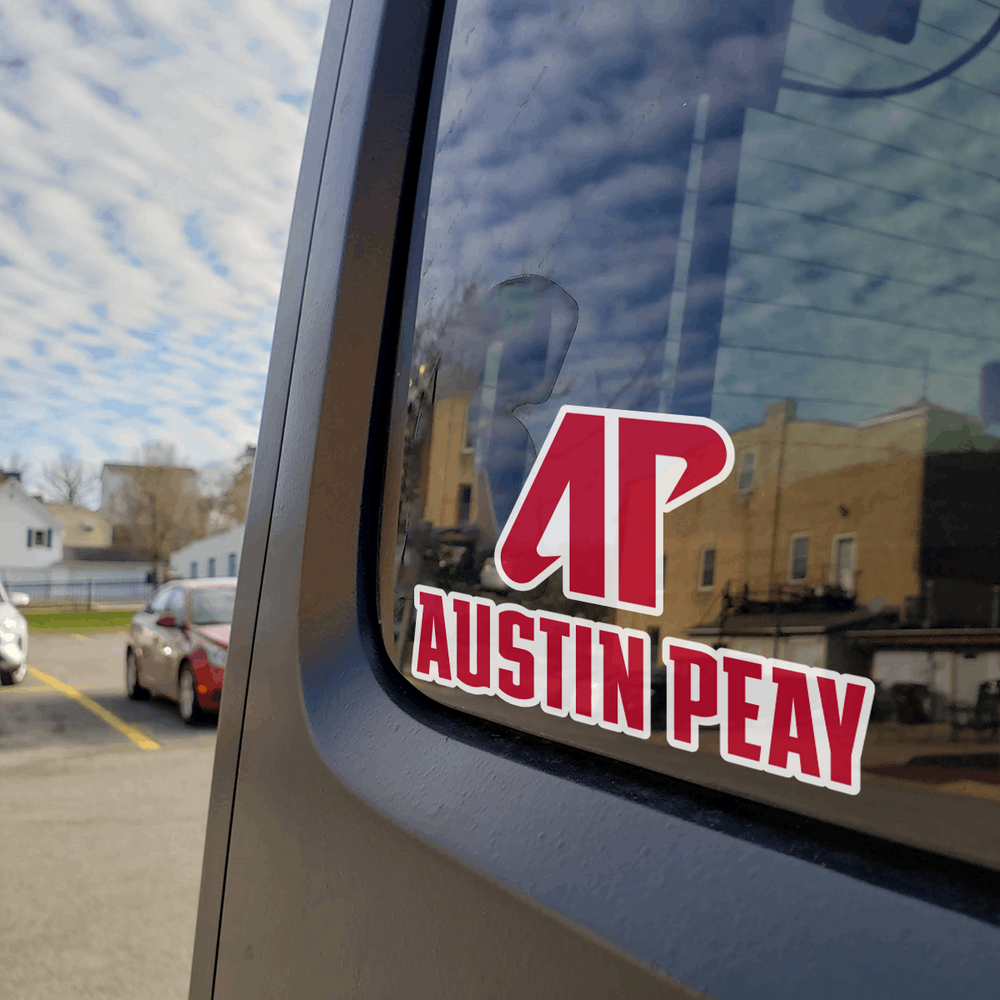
[0, 0, 325, 468]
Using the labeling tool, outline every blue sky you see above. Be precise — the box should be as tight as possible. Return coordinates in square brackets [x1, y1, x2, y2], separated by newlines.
[0, 0, 325, 486]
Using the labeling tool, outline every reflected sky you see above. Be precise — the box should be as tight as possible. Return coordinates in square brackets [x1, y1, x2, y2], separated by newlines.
[414, 0, 1000, 454]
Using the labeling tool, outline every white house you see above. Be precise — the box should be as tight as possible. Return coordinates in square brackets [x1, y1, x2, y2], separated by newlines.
[170, 524, 245, 580]
[0, 475, 64, 578]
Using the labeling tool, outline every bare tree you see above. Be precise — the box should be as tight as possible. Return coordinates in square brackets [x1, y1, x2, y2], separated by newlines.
[41, 452, 97, 506]
[1, 452, 28, 479]
[122, 440, 203, 582]
[195, 444, 255, 532]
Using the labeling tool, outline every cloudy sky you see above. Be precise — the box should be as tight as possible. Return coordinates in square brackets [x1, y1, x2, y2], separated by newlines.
[415, 0, 1000, 456]
[0, 0, 325, 487]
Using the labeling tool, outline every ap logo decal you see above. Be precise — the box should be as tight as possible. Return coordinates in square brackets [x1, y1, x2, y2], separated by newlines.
[496, 406, 734, 615]
[412, 404, 874, 795]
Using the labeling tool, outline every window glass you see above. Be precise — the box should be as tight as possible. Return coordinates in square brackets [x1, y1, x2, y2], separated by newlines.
[699, 548, 716, 589]
[790, 535, 809, 581]
[190, 587, 236, 626]
[386, 0, 1000, 871]
[166, 589, 187, 622]
[147, 586, 173, 615]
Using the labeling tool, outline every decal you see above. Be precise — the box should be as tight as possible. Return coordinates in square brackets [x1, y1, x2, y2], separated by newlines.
[413, 405, 874, 795]
[665, 639, 874, 795]
[412, 586, 650, 739]
[495, 405, 734, 615]
[411, 587, 873, 794]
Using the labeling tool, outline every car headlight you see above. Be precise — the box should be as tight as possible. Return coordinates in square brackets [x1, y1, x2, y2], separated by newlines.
[202, 640, 228, 668]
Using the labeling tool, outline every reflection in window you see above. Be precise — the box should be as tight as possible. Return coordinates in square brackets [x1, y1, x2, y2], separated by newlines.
[699, 548, 716, 590]
[833, 535, 855, 592]
[790, 535, 809, 582]
[457, 484, 472, 525]
[387, 0, 1000, 872]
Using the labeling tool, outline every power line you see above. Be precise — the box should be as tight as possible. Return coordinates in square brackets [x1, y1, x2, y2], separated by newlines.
[725, 289, 1000, 348]
[729, 244, 1000, 308]
[782, 12, 1000, 100]
[736, 193, 1000, 269]
[766, 103, 1000, 185]
[716, 389, 887, 409]
[741, 149, 1000, 241]
[719, 341, 979, 381]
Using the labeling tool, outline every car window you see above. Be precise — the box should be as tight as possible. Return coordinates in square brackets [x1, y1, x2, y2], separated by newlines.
[167, 588, 188, 623]
[146, 586, 174, 615]
[384, 0, 1000, 873]
[190, 588, 237, 626]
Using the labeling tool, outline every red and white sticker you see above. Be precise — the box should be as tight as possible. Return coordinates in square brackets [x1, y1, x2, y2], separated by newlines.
[413, 405, 874, 795]
[496, 405, 733, 615]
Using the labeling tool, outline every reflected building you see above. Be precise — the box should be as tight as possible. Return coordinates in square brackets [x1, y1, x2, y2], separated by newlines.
[616, 395, 1000, 713]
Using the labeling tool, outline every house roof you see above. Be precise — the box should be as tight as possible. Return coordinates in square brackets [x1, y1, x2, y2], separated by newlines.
[169, 522, 245, 561]
[844, 628, 1000, 649]
[0, 478, 64, 529]
[62, 545, 155, 562]
[101, 463, 196, 475]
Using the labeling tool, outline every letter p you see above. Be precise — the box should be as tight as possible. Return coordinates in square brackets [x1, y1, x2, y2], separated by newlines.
[666, 640, 720, 752]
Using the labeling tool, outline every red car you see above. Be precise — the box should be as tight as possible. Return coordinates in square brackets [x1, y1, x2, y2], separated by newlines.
[125, 578, 235, 724]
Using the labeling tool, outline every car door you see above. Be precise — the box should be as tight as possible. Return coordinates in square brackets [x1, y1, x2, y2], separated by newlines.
[191, 2, 1000, 998]
[143, 586, 184, 695]
[161, 587, 192, 700]
[131, 585, 172, 686]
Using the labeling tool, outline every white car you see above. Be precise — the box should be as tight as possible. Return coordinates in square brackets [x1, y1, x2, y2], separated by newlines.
[0, 581, 30, 685]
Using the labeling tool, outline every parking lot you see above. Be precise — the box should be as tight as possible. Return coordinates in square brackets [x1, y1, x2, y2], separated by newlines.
[0, 630, 216, 1000]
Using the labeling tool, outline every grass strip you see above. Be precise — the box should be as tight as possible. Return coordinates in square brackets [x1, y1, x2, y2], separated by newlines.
[23, 610, 135, 632]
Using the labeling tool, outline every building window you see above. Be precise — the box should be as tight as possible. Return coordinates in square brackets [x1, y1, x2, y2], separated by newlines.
[190, 561, 198, 579]
[227, 552, 237, 577]
[649, 626, 661, 666]
[463, 408, 475, 451]
[457, 484, 472, 525]
[207, 557, 217, 578]
[26, 529, 50, 548]
[832, 534, 856, 592]
[699, 548, 716, 590]
[736, 449, 756, 491]
[789, 535, 809, 581]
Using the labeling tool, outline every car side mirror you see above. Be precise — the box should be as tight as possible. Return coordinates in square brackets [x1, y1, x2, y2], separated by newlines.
[10, 592, 30, 607]
[156, 614, 178, 628]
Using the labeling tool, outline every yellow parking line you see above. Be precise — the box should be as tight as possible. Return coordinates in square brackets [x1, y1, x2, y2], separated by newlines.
[26, 667, 161, 751]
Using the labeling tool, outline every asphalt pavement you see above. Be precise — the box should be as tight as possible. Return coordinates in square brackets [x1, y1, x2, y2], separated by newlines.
[0, 630, 217, 1000]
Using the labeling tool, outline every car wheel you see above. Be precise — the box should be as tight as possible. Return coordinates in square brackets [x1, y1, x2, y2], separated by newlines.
[0, 661, 27, 686]
[125, 650, 150, 701]
[178, 663, 203, 725]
